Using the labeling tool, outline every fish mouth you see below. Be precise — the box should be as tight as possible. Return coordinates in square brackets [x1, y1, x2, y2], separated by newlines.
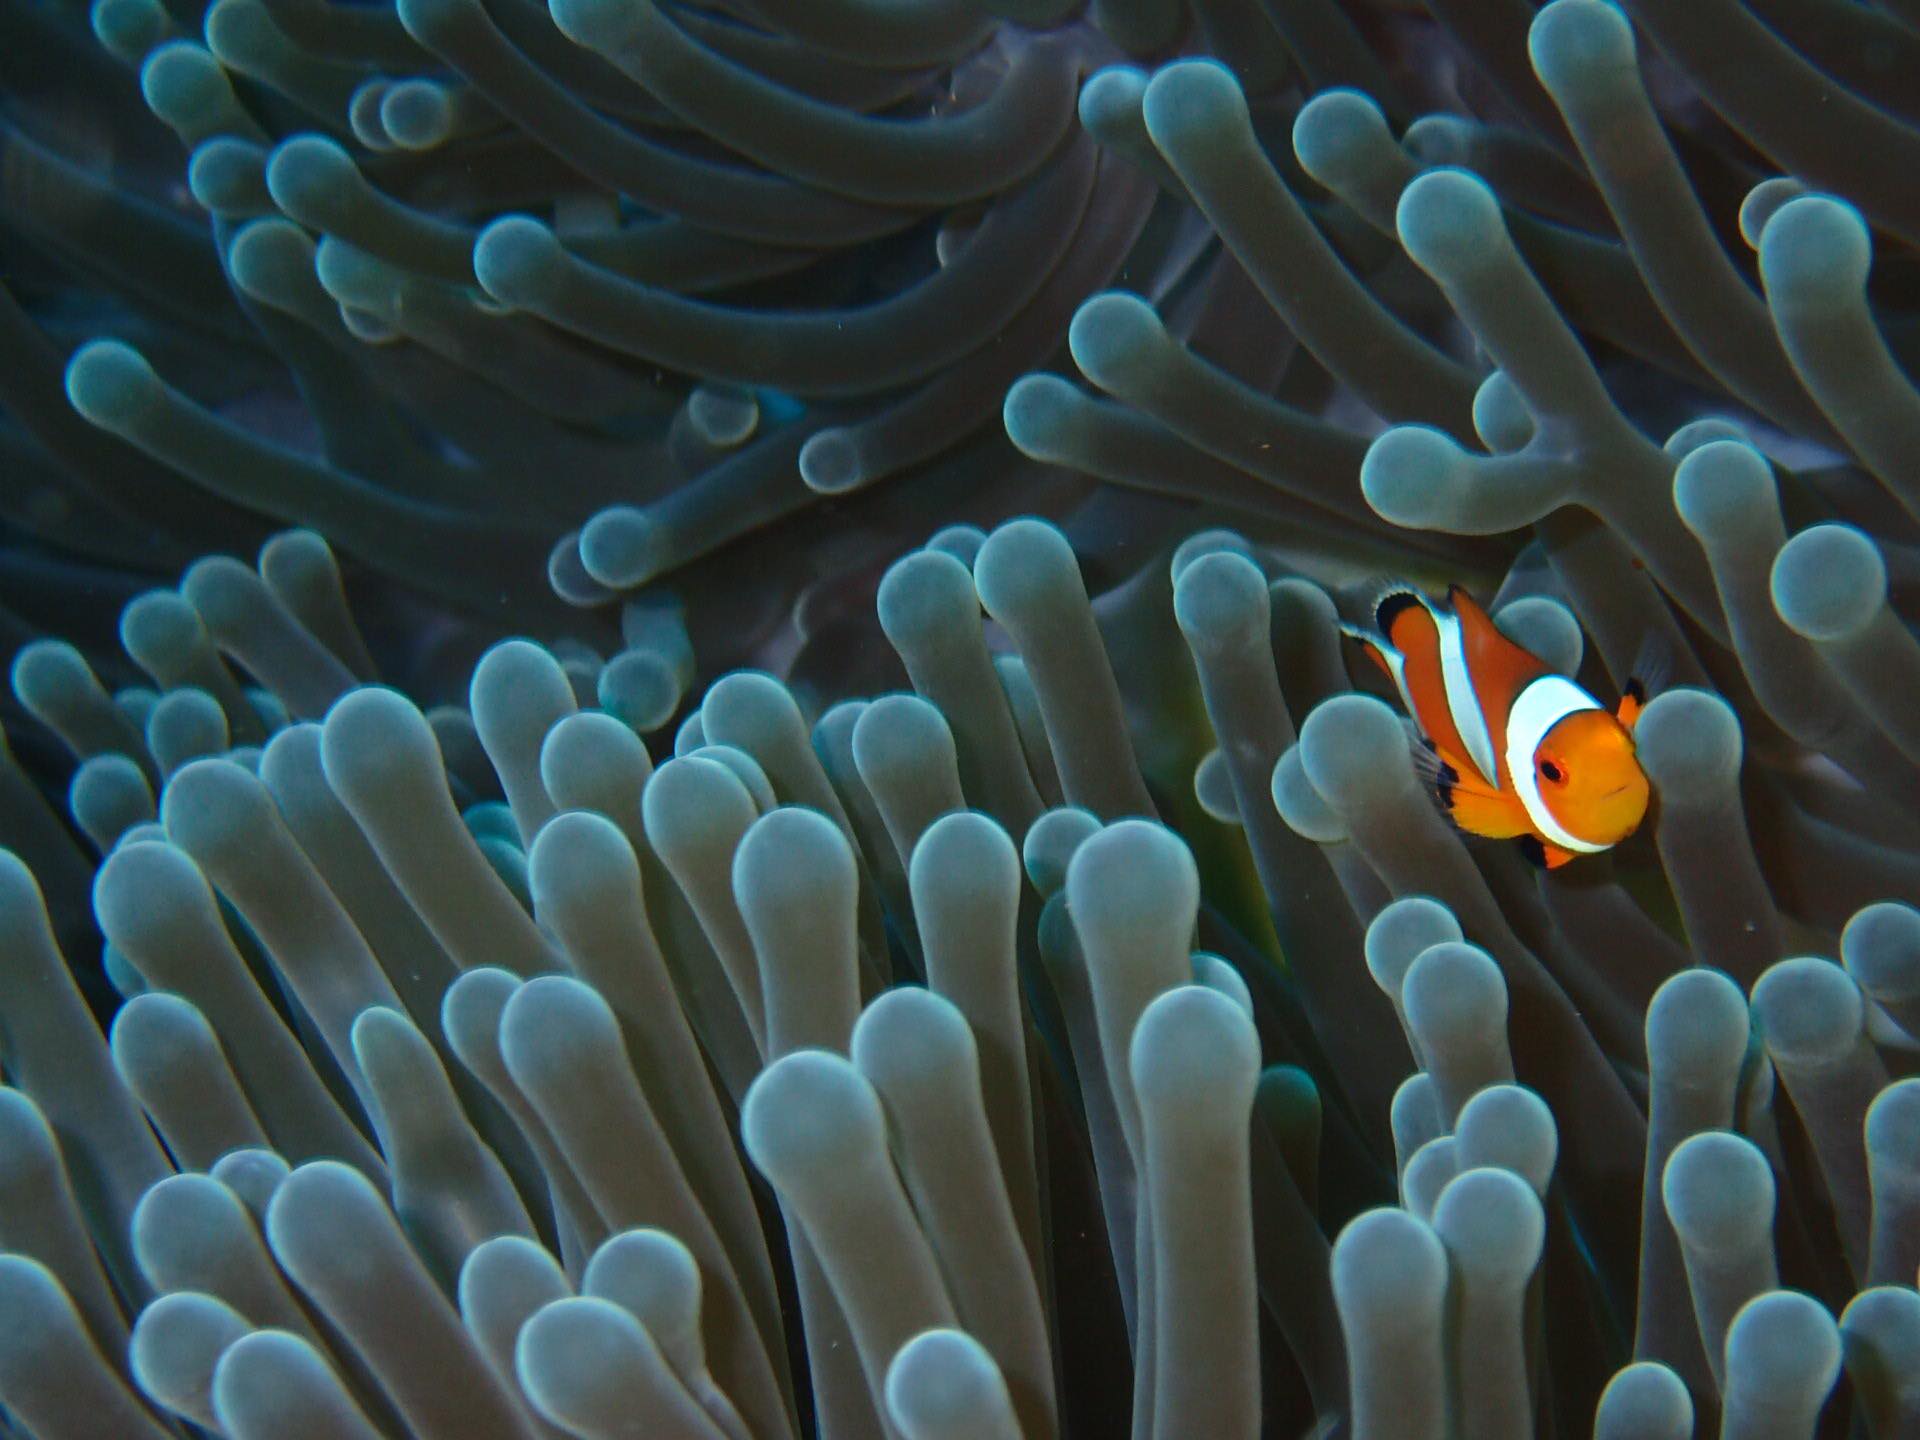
[1600, 784, 1631, 798]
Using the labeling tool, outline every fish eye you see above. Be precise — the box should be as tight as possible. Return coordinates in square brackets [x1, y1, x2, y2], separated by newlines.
[1538, 758, 1565, 785]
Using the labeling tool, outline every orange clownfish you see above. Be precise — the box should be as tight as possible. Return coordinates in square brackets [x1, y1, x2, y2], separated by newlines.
[1339, 583, 1652, 869]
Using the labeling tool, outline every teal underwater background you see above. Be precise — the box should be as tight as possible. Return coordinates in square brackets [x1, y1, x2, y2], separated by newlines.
[1, 0, 1919, 1433]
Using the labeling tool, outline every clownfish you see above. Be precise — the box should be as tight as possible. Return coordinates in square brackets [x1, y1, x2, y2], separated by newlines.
[1338, 583, 1652, 869]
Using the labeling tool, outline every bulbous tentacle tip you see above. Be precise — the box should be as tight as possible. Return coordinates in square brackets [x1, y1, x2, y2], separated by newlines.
[798, 428, 865, 495]
[65, 339, 162, 430]
[1399, 114, 1477, 167]
[886, 1328, 1017, 1438]
[1433, 1166, 1544, 1282]
[1455, 1084, 1557, 1196]
[1842, 901, 1920, 1002]
[525, 807, 630, 906]
[876, 547, 977, 644]
[1020, 806, 1100, 896]
[1131, 984, 1260, 1113]
[1169, 530, 1260, 585]
[1837, 1288, 1920, 1407]
[264, 133, 359, 211]
[1396, 166, 1507, 278]
[1664, 416, 1748, 458]
[1633, 687, 1743, 799]
[923, 525, 986, 570]
[92, 0, 170, 61]
[187, 136, 265, 210]
[380, 79, 456, 149]
[1771, 524, 1886, 641]
[1001, 373, 1082, 462]
[1363, 895, 1463, 993]
[348, 1003, 429, 1084]
[548, 533, 617, 609]
[226, 217, 315, 304]
[686, 385, 758, 448]
[1724, 1291, 1843, 1398]
[320, 685, 443, 799]
[1271, 746, 1348, 844]
[1297, 693, 1416, 810]
[643, 754, 756, 848]
[1739, 177, 1808, 251]
[10, 637, 90, 702]
[1359, 425, 1469, 528]
[393, 0, 474, 43]
[473, 216, 566, 310]
[512, 1298, 652, 1427]
[911, 809, 1017, 895]
[498, 976, 625, 1093]
[595, 650, 680, 731]
[470, 637, 570, 722]
[140, 40, 229, 120]
[157, 755, 275, 859]
[547, 0, 638, 52]
[741, 1048, 885, 1181]
[1671, 439, 1775, 538]
[1067, 290, 1163, 392]
[1495, 596, 1582, 676]
[1192, 749, 1240, 823]
[1063, 819, 1199, 946]
[972, 516, 1080, 619]
[1759, 195, 1873, 299]
[264, 1158, 385, 1259]
[203, 0, 270, 60]
[734, 804, 855, 916]
[1078, 64, 1150, 130]
[311, 237, 395, 313]
[129, 1289, 250, 1420]
[1402, 940, 1508, 1045]
[1751, 956, 1866, 1069]
[1140, 58, 1249, 152]
[1865, 1079, 1920, 1164]
[1661, 1130, 1776, 1253]
[1594, 1362, 1694, 1440]
[119, 589, 205, 657]
[1644, 967, 1751, 1082]
[1331, 1206, 1449, 1320]
[1172, 549, 1270, 654]
[577, 506, 663, 593]
[1292, 88, 1391, 186]
[1528, 0, 1637, 102]
[852, 693, 953, 777]
[1472, 370, 1533, 452]
[853, 987, 977, 1094]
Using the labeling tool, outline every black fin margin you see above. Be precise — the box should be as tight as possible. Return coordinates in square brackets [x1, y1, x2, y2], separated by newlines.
[1374, 588, 1424, 637]
[1335, 575, 1427, 640]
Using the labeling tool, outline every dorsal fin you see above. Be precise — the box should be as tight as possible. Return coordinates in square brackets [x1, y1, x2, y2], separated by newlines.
[1374, 587, 1425, 638]
[1335, 576, 1427, 640]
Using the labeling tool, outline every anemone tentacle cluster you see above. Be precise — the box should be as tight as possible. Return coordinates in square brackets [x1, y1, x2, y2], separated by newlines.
[5, 0, 1920, 1432]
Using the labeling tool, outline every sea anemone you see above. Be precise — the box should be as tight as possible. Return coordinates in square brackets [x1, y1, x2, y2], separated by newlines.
[5, 0, 1920, 1434]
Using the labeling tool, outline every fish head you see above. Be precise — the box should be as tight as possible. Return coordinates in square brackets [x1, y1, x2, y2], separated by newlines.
[1532, 707, 1651, 846]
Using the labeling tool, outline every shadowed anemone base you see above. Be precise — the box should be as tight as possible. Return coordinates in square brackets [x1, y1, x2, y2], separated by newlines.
[2, 0, 1920, 1434]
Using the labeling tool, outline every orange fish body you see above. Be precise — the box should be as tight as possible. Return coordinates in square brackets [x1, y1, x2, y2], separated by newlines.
[1340, 584, 1651, 868]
